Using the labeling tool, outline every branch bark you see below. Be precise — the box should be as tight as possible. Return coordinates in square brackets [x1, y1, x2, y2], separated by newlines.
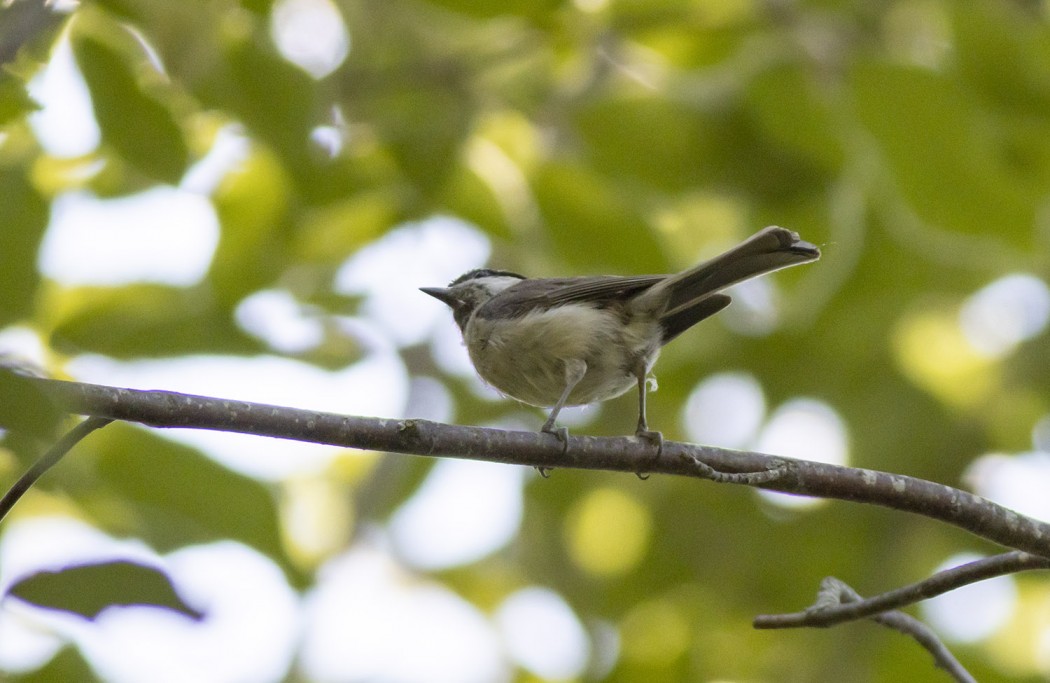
[755, 551, 1050, 629]
[7, 376, 1049, 679]
[30, 377, 1050, 560]
[759, 577, 978, 683]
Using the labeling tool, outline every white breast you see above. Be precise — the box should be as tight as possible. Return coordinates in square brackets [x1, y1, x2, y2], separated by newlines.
[465, 304, 657, 408]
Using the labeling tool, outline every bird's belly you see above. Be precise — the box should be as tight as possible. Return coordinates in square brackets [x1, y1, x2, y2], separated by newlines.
[466, 307, 658, 408]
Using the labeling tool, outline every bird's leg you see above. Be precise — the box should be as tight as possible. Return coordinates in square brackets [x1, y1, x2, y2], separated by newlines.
[633, 366, 663, 478]
[540, 358, 587, 459]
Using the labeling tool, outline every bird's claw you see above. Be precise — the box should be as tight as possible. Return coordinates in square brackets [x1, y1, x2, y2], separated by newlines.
[634, 429, 664, 480]
[538, 423, 570, 476]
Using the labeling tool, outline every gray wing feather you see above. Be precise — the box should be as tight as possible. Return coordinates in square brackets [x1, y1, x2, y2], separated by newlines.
[475, 275, 666, 319]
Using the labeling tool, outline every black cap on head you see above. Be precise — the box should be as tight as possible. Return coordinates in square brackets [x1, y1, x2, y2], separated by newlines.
[449, 268, 525, 287]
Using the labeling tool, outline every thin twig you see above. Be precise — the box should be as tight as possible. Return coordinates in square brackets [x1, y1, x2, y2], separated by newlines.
[762, 577, 976, 683]
[872, 609, 975, 683]
[679, 451, 792, 485]
[0, 416, 113, 523]
[755, 551, 1050, 629]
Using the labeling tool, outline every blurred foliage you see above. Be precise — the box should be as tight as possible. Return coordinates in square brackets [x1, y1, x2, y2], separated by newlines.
[1, 0, 1050, 681]
[0, 368, 64, 440]
[82, 423, 301, 582]
[0, 166, 48, 327]
[9, 559, 204, 620]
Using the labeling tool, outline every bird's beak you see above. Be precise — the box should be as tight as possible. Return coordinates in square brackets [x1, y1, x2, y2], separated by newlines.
[420, 287, 456, 307]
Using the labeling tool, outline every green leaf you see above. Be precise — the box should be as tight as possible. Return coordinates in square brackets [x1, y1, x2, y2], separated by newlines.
[951, 2, 1050, 111]
[10, 646, 97, 683]
[0, 368, 64, 439]
[79, 424, 304, 585]
[366, 80, 474, 196]
[49, 284, 259, 358]
[204, 35, 318, 179]
[419, 0, 563, 20]
[8, 559, 203, 620]
[744, 64, 845, 174]
[531, 161, 664, 273]
[71, 34, 188, 184]
[0, 76, 39, 125]
[574, 96, 714, 191]
[210, 150, 294, 306]
[239, 0, 275, 15]
[0, 167, 47, 326]
[295, 190, 402, 266]
[440, 165, 512, 239]
[851, 61, 1035, 239]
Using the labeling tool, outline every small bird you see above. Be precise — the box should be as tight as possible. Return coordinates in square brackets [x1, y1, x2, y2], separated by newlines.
[422, 226, 820, 446]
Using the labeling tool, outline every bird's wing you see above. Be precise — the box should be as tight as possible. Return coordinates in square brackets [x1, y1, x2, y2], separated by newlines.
[540, 275, 667, 304]
[475, 275, 666, 319]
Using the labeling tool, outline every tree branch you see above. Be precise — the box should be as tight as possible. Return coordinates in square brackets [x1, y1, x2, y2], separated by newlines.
[20, 377, 1050, 559]
[754, 551, 1050, 630]
[8, 377, 1048, 680]
[757, 577, 977, 683]
[0, 415, 113, 523]
[872, 608, 975, 683]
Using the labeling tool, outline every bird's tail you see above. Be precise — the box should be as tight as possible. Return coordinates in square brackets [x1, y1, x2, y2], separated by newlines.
[665, 226, 819, 311]
[638, 226, 820, 341]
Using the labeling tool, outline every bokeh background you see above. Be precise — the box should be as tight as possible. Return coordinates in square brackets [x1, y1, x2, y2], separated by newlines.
[2, 0, 1050, 681]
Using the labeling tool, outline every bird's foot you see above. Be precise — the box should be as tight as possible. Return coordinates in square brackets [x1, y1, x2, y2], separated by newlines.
[538, 423, 570, 477]
[634, 429, 664, 480]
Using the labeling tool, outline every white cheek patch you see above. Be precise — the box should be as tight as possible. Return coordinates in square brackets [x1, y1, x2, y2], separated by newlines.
[476, 276, 526, 297]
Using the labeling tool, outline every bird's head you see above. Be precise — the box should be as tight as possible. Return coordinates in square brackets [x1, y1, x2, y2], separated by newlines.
[421, 269, 526, 331]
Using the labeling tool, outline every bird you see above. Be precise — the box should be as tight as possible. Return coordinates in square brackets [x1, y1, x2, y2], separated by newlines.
[421, 226, 820, 447]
